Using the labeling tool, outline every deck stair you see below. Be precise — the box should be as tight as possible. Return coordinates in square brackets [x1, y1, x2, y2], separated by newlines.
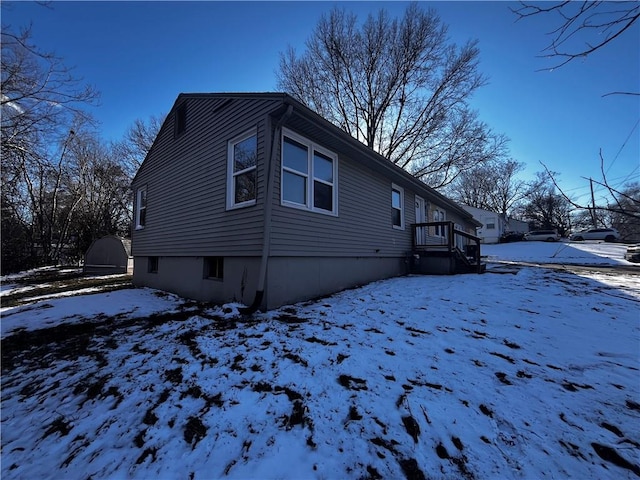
[410, 222, 485, 275]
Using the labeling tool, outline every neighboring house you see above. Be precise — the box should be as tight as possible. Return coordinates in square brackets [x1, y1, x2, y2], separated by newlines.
[131, 93, 482, 311]
[462, 205, 529, 244]
[462, 206, 507, 244]
[507, 218, 529, 235]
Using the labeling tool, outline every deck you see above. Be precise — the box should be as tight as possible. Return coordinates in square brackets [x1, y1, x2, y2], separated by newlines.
[410, 222, 484, 274]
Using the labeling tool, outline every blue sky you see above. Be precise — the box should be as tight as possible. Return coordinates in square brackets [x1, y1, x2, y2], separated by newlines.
[3, 1, 639, 205]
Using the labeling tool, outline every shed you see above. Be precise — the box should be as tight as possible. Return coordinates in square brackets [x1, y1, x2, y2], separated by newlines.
[83, 235, 133, 275]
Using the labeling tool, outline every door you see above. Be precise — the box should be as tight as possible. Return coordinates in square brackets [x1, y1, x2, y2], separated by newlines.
[415, 196, 427, 245]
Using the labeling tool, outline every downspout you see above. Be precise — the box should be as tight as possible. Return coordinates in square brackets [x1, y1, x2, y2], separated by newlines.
[239, 104, 293, 314]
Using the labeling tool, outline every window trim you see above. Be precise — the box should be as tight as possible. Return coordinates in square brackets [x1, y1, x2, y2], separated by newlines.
[281, 128, 338, 216]
[135, 186, 147, 230]
[227, 127, 258, 210]
[434, 208, 446, 237]
[391, 183, 404, 230]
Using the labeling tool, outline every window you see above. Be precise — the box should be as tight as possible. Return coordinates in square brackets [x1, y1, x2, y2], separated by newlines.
[227, 129, 257, 208]
[148, 256, 158, 274]
[135, 186, 147, 229]
[486, 222, 496, 230]
[391, 184, 404, 229]
[175, 102, 187, 137]
[204, 257, 224, 280]
[434, 209, 446, 237]
[281, 129, 337, 215]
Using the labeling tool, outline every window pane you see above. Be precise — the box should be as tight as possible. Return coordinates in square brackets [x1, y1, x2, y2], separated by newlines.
[234, 135, 257, 172]
[392, 189, 401, 209]
[139, 189, 147, 207]
[314, 180, 333, 211]
[283, 137, 308, 173]
[283, 171, 306, 204]
[314, 151, 333, 182]
[235, 170, 256, 203]
[392, 209, 401, 227]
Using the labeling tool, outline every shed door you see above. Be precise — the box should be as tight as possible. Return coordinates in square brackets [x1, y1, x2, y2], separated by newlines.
[415, 196, 427, 245]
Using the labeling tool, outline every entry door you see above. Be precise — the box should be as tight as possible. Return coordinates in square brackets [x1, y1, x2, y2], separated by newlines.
[415, 196, 427, 245]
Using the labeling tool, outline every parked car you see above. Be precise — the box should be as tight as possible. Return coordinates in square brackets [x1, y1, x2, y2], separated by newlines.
[499, 231, 525, 243]
[524, 230, 561, 242]
[624, 244, 640, 263]
[569, 228, 620, 242]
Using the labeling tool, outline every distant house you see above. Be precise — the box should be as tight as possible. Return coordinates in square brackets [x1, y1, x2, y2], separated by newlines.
[462, 205, 528, 244]
[131, 93, 482, 311]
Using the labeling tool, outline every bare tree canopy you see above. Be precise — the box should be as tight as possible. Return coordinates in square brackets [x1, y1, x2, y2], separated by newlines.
[111, 114, 164, 177]
[512, 1, 640, 76]
[1, 26, 99, 159]
[277, 2, 505, 188]
[520, 171, 573, 235]
[447, 158, 528, 215]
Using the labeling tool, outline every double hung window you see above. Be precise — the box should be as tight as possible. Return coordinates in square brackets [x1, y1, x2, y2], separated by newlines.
[391, 184, 404, 229]
[227, 128, 257, 209]
[281, 129, 337, 215]
[135, 186, 147, 229]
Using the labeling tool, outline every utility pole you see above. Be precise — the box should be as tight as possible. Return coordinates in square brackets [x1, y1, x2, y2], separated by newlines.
[589, 177, 597, 228]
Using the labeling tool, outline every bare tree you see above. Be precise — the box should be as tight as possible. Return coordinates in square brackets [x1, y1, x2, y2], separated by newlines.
[1, 24, 99, 270]
[277, 2, 504, 188]
[1, 26, 99, 161]
[112, 114, 164, 177]
[512, 1, 640, 79]
[65, 126, 133, 260]
[542, 153, 640, 229]
[447, 157, 528, 215]
[520, 171, 573, 235]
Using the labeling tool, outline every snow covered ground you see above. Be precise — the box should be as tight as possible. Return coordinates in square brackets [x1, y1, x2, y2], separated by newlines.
[1, 242, 639, 479]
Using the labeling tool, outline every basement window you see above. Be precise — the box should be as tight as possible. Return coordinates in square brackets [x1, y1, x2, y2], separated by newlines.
[204, 257, 224, 280]
[148, 256, 158, 274]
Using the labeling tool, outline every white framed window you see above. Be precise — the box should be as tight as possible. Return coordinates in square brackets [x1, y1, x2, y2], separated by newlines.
[135, 186, 147, 229]
[391, 184, 404, 229]
[434, 209, 446, 237]
[227, 128, 257, 209]
[281, 128, 337, 215]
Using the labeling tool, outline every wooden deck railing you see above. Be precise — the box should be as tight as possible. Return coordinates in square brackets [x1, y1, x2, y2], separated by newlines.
[411, 222, 482, 273]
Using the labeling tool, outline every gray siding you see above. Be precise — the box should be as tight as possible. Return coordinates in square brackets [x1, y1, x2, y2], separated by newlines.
[270, 143, 416, 257]
[131, 97, 283, 257]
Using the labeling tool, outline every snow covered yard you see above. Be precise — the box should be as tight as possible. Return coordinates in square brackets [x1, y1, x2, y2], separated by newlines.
[1, 243, 639, 479]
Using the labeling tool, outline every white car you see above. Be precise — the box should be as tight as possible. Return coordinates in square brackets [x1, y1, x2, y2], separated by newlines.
[524, 230, 561, 242]
[569, 228, 620, 242]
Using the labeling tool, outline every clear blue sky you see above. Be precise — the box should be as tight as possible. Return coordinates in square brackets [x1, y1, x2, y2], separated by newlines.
[4, 1, 639, 205]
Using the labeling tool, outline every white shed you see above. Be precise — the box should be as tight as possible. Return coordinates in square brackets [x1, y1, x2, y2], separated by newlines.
[83, 236, 133, 275]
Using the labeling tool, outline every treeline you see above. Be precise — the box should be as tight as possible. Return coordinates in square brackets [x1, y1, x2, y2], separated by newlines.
[1, 27, 161, 274]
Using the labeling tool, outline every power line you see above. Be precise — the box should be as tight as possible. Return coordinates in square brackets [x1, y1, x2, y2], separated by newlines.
[605, 118, 639, 175]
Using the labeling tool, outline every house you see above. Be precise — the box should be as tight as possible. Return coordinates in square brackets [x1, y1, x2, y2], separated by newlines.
[462, 205, 528, 244]
[131, 93, 482, 311]
[462, 206, 508, 243]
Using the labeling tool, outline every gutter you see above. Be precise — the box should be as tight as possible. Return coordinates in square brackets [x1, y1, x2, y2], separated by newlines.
[239, 103, 293, 314]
